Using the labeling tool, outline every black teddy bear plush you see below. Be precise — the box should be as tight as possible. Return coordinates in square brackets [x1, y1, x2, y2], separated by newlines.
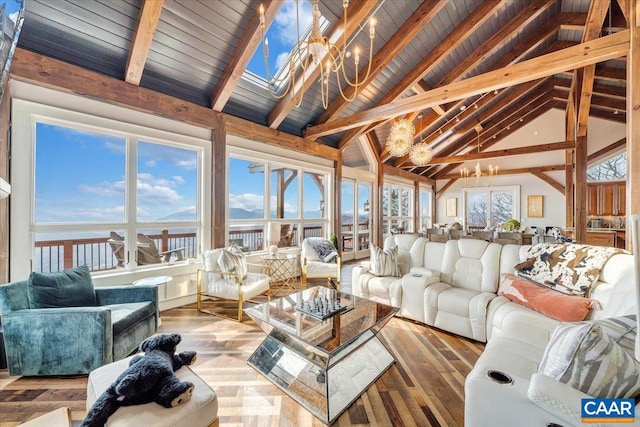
[81, 333, 197, 427]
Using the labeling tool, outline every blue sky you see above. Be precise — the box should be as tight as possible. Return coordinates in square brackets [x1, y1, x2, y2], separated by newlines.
[35, 123, 197, 223]
[246, 0, 314, 79]
[3, 0, 22, 17]
[228, 157, 326, 218]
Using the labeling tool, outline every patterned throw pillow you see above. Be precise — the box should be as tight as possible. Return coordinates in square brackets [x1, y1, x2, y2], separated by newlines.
[514, 243, 623, 296]
[539, 315, 640, 398]
[217, 246, 248, 284]
[370, 244, 401, 277]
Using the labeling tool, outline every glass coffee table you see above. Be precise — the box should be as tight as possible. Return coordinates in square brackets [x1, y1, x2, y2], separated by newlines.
[244, 286, 398, 424]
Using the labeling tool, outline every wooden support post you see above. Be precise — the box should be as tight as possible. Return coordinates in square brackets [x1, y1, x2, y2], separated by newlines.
[575, 135, 588, 243]
[377, 159, 384, 247]
[334, 159, 342, 253]
[212, 117, 226, 249]
[0, 82, 9, 282]
[627, 0, 640, 250]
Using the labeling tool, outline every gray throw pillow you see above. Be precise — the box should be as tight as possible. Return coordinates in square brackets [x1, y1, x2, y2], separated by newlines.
[370, 244, 401, 277]
[539, 315, 640, 398]
[27, 265, 96, 308]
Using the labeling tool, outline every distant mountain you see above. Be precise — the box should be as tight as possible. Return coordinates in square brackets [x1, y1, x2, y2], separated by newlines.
[158, 207, 196, 221]
[229, 208, 264, 219]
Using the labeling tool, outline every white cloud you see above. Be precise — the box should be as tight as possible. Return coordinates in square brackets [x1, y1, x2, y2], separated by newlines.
[104, 140, 125, 154]
[78, 180, 125, 197]
[229, 193, 265, 211]
[145, 160, 156, 167]
[275, 52, 290, 70]
[274, 1, 313, 46]
[172, 175, 185, 185]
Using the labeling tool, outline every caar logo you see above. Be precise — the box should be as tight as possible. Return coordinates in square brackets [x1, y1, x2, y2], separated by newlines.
[581, 398, 635, 423]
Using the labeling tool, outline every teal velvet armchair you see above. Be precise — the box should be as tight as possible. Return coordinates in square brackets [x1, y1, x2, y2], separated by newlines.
[0, 277, 159, 376]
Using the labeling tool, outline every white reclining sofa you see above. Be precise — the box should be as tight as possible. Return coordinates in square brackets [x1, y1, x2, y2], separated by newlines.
[351, 233, 640, 426]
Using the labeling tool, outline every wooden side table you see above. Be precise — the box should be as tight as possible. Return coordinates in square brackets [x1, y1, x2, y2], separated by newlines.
[261, 254, 297, 295]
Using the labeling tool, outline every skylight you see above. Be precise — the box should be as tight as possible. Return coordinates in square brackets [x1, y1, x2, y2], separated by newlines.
[243, 0, 329, 93]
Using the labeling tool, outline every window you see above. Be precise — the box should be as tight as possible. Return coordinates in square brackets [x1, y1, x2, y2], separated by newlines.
[463, 186, 519, 229]
[382, 181, 414, 236]
[419, 186, 433, 231]
[12, 100, 210, 277]
[228, 148, 331, 251]
[587, 152, 627, 181]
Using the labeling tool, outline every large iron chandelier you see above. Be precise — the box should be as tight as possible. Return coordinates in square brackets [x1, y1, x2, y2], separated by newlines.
[259, 0, 377, 108]
[460, 128, 498, 187]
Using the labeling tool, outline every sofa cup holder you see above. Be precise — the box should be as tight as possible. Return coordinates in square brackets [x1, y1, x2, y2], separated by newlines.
[486, 370, 513, 385]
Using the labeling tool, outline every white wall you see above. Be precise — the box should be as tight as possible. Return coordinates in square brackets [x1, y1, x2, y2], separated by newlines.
[435, 108, 626, 229]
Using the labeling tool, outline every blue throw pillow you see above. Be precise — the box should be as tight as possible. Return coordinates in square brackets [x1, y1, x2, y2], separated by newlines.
[27, 265, 96, 308]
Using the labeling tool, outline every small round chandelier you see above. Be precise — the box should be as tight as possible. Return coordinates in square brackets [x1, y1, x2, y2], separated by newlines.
[385, 118, 415, 157]
[409, 141, 433, 165]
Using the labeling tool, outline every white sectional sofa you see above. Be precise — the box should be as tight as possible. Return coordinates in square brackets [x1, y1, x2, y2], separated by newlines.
[351, 233, 640, 426]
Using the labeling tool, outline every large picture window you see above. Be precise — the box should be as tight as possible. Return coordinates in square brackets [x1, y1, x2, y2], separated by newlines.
[382, 180, 414, 236]
[228, 148, 331, 252]
[12, 100, 210, 277]
[463, 186, 519, 230]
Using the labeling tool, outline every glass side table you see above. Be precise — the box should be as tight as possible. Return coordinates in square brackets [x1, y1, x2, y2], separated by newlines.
[260, 253, 297, 295]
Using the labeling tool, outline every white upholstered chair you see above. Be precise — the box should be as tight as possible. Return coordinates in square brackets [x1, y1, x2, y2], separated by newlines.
[197, 249, 270, 321]
[300, 237, 341, 289]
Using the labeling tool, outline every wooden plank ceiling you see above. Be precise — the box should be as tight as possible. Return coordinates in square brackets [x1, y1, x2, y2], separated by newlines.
[15, 0, 629, 178]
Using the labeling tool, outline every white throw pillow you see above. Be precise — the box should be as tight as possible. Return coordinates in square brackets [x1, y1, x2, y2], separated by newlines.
[217, 246, 248, 284]
[539, 315, 640, 398]
[369, 244, 401, 277]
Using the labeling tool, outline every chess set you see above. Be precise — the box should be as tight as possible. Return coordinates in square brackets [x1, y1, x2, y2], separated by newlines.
[295, 296, 348, 320]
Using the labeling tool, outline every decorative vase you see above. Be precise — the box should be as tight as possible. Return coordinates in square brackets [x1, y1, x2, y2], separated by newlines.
[269, 245, 279, 256]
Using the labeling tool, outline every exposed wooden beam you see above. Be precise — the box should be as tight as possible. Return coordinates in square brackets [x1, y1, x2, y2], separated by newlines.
[426, 140, 575, 166]
[10, 48, 340, 163]
[225, 115, 339, 161]
[553, 77, 627, 100]
[588, 137, 626, 163]
[428, 97, 555, 178]
[316, 0, 506, 127]
[304, 30, 630, 139]
[532, 170, 565, 194]
[626, 0, 640, 236]
[415, 81, 446, 116]
[331, 0, 508, 149]
[435, 179, 457, 198]
[438, 165, 565, 180]
[212, 117, 226, 249]
[395, 78, 552, 168]
[125, 0, 164, 85]
[314, 0, 451, 126]
[267, 0, 379, 128]
[382, 164, 435, 186]
[442, 0, 557, 87]
[211, 0, 283, 112]
[365, 132, 381, 163]
[12, 48, 224, 129]
[576, 0, 610, 137]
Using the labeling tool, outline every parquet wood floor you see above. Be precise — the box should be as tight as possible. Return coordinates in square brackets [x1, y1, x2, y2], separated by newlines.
[0, 271, 485, 426]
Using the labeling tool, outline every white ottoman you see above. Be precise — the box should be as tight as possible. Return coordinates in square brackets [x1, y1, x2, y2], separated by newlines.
[86, 356, 218, 427]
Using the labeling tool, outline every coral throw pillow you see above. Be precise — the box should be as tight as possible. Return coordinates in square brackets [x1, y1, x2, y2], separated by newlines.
[498, 273, 599, 322]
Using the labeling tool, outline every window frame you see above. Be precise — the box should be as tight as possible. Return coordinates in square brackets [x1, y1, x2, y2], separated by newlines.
[462, 185, 520, 230]
[227, 143, 334, 251]
[382, 177, 415, 237]
[11, 99, 211, 280]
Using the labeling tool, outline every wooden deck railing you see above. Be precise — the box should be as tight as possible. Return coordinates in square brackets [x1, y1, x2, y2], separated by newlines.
[34, 225, 332, 273]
